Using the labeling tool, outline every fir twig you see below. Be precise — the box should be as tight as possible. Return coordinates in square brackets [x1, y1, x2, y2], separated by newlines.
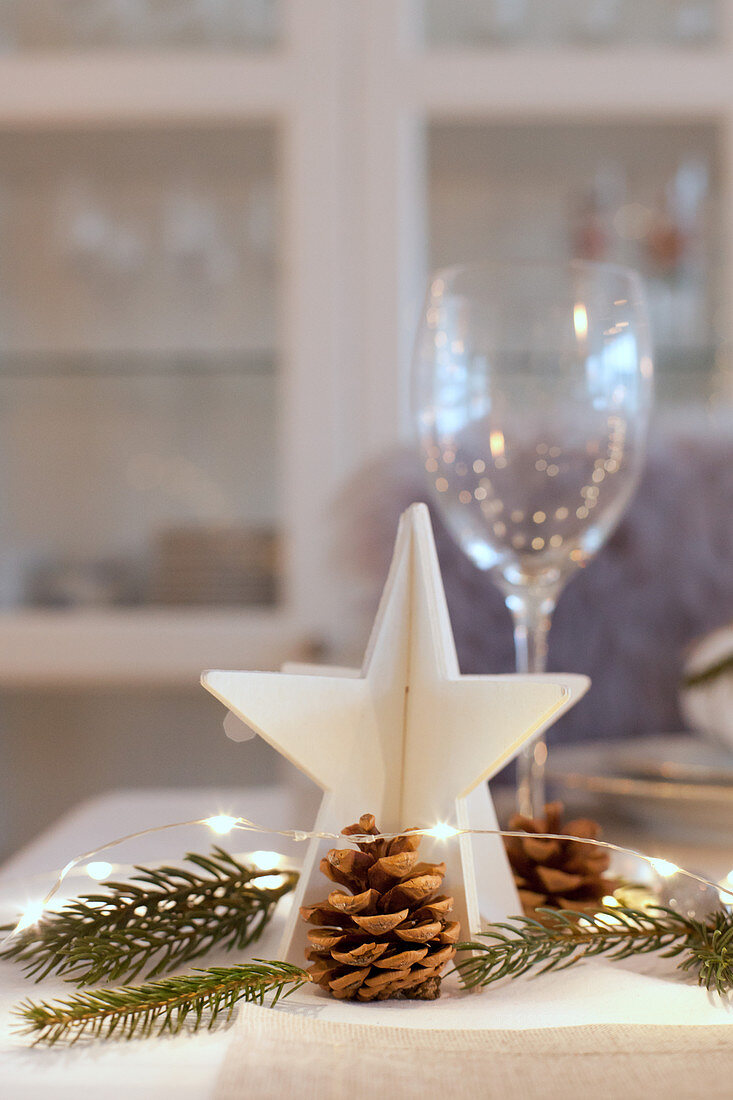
[677, 912, 733, 994]
[454, 906, 733, 994]
[14, 960, 310, 1045]
[0, 847, 297, 985]
[13, 906, 733, 1046]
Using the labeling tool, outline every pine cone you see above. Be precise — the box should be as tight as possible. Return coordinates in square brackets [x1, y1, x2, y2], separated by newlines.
[504, 801, 616, 916]
[300, 813, 460, 1001]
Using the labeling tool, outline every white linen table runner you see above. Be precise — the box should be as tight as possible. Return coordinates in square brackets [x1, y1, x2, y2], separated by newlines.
[217, 1004, 733, 1100]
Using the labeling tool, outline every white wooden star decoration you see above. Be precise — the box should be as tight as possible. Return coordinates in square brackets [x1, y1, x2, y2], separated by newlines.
[202, 503, 589, 963]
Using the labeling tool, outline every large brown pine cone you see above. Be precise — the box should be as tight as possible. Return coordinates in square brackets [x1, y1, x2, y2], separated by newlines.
[300, 813, 460, 1001]
[504, 801, 616, 916]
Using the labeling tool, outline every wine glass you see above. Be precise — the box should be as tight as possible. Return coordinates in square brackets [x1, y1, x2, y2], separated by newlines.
[411, 260, 653, 817]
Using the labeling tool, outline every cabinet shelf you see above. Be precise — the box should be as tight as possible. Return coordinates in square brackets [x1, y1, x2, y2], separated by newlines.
[0, 46, 726, 131]
[411, 48, 733, 116]
[0, 607, 314, 686]
[0, 54, 289, 126]
[0, 349, 276, 378]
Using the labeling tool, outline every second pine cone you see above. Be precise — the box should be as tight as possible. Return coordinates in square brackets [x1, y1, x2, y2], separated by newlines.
[505, 801, 615, 916]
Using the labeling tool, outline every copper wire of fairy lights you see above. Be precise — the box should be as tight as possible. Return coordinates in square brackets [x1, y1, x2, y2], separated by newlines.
[2, 813, 732, 946]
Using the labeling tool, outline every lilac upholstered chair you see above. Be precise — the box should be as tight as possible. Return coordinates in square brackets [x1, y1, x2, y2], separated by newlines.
[339, 425, 733, 749]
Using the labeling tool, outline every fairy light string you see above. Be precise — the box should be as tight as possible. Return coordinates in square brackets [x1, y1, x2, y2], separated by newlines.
[3, 813, 733, 945]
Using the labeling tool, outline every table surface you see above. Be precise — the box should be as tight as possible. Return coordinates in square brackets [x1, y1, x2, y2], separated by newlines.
[0, 785, 319, 1100]
[2, 784, 733, 1099]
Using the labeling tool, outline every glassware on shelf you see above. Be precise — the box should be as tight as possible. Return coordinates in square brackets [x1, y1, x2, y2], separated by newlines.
[0, 353, 280, 611]
[0, 126, 277, 350]
[150, 523, 278, 606]
[428, 119, 717, 403]
[0, 0, 280, 52]
[422, 0, 719, 49]
[411, 259, 653, 816]
[484, 0, 530, 44]
[25, 555, 144, 607]
[670, 0, 717, 43]
[573, 0, 622, 45]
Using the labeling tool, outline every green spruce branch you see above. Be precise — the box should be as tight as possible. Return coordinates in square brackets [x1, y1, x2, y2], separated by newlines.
[15, 961, 310, 1045]
[454, 906, 733, 992]
[0, 847, 298, 985]
[677, 918, 733, 994]
[11, 896, 733, 1046]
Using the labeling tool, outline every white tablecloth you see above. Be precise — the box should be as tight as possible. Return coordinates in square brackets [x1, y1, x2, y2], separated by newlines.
[0, 786, 318, 1100]
[2, 786, 733, 1099]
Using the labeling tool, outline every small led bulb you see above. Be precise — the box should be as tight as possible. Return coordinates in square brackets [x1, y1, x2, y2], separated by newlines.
[205, 814, 239, 835]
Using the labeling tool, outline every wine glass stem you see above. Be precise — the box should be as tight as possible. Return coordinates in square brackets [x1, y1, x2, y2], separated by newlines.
[507, 588, 557, 818]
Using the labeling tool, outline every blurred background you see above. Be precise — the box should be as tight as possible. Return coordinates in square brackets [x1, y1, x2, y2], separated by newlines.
[2, 0, 733, 860]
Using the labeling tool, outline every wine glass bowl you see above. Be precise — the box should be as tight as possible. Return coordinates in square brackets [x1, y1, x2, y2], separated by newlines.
[424, 407, 637, 592]
[412, 260, 653, 814]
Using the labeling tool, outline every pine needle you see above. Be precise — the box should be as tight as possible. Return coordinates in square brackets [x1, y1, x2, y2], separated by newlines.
[454, 905, 733, 993]
[15, 960, 310, 1045]
[1, 848, 298, 985]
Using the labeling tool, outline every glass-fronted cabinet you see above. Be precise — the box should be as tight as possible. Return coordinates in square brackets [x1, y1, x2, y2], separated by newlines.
[357, 1, 733, 442]
[0, 1, 731, 671]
